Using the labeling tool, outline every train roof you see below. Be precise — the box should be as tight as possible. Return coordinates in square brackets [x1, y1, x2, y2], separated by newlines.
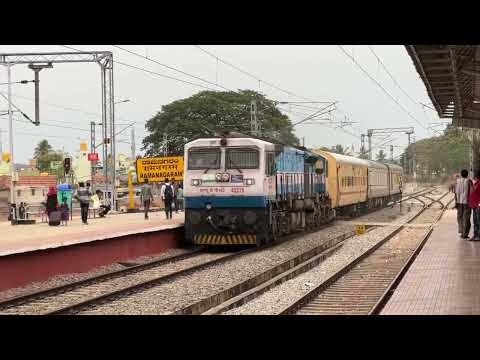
[313, 149, 370, 167]
[363, 159, 388, 170]
[185, 131, 326, 161]
[384, 162, 403, 171]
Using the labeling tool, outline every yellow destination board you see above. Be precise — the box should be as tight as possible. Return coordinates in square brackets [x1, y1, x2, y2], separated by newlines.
[136, 156, 184, 183]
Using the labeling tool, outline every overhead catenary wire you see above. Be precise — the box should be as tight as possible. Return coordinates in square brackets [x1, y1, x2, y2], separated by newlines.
[61, 45, 219, 92]
[193, 45, 318, 103]
[367, 45, 422, 107]
[337, 45, 428, 132]
[112, 45, 235, 92]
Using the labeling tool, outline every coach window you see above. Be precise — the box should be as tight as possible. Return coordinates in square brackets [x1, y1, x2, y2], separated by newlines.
[188, 148, 221, 170]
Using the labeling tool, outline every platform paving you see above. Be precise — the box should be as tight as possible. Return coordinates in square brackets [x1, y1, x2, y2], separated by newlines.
[0, 211, 184, 257]
[381, 208, 480, 315]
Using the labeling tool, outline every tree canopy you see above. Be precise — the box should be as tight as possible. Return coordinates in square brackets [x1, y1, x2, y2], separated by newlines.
[406, 126, 469, 177]
[142, 90, 299, 156]
[34, 140, 52, 159]
[319, 144, 352, 155]
[33, 140, 63, 173]
[376, 149, 387, 162]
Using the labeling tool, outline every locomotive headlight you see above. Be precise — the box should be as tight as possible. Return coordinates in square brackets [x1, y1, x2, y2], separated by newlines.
[215, 173, 222, 181]
[221, 173, 230, 182]
[244, 178, 255, 186]
[205, 203, 213, 210]
[192, 179, 201, 186]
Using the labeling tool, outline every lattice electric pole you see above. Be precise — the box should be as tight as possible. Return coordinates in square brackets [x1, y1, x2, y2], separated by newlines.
[360, 134, 366, 158]
[163, 133, 168, 156]
[250, 100, 259, 136]
[366, 127, 414, 168]
[0, 51, 117, 210]
[131, 127, 136, 160]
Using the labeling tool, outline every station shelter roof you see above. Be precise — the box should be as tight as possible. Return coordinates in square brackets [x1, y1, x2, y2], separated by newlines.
[406, 45, 480, 129]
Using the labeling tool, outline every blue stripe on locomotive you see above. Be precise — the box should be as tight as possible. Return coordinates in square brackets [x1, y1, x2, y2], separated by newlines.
[185, 196, 266, 208]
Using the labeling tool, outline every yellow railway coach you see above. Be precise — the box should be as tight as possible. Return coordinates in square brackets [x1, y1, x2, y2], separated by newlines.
[313, 150, 368, 213]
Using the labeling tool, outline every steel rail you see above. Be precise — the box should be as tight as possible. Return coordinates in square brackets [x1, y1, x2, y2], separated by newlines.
[278, 191, 450, 315]
[0, 247, 206, 311]
[368, 196, 454, 315]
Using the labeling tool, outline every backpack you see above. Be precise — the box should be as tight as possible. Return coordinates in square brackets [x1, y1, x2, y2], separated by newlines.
[164, 184, 173, 201]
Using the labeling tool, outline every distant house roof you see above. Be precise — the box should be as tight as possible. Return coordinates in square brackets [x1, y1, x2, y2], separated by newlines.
[0, 175, 57, 190]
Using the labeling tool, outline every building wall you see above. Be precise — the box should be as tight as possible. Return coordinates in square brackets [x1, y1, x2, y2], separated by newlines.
[73, 150, 92, 183]
[0, 161, 10, 177]
[15, 186, 50, 204]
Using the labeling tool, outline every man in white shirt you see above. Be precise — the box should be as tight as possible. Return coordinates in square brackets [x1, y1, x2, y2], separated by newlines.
[455, 169, 472, 239]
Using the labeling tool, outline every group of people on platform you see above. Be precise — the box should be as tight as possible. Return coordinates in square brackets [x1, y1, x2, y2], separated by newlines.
[140, 178, 183, 220]
[44, 182, 111, 226]
[452, 169, 480, 241]
[42, 178, 182, 226]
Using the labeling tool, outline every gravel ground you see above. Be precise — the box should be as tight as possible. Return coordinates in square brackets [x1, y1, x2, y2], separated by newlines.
[0, 248, 192, 303]
[0, 251, 229, 315]
[79, 203, 421, 315]
[224, 193, 452, 315]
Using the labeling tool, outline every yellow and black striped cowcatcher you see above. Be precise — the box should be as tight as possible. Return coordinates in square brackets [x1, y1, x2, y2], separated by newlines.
[194, 234, 257, 245]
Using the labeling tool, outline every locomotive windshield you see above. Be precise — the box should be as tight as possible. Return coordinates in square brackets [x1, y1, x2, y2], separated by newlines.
[226, 148, 259, 169]
[188, 148, 221, 169]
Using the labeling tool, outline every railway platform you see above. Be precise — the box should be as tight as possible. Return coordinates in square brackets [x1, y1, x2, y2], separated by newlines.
[381, 208, 480, 315]
[0, 211, 185, 291]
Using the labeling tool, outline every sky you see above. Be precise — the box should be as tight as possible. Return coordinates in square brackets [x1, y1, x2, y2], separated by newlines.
[0, 45, 444, 164]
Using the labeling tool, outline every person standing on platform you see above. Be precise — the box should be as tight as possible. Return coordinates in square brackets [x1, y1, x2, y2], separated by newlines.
[141, 178, 154, 220]
[171, 179, 179, 214]
[177, 184, 184, 212]
[75, 182, 92, 225]
[45, 186, 58, 221]
[161, 178, 174, 220]
[469, 171, 480, 241]
[455, 169, 472, 239]
[450, 174, 459, 193]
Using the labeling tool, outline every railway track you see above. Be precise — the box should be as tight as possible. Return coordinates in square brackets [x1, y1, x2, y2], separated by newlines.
[0, 187, 437, 315]
[279, 191, 453, 315]
[0, 247, 243, 315]
[176, 189, 443, 315]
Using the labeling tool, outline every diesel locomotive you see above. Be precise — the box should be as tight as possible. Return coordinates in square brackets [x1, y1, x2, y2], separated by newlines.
[183, 132, 403, 246]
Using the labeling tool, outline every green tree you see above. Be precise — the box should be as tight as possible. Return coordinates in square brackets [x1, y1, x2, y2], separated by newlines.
[36, 151, 63, 173]
[34, 139, 52, 159]
[142, 90, 299, 156]
[376, 149, 387, 162]
[33, 140, 63, 173]
[319, 144, 351, 155]
[407, 126, 469, 177]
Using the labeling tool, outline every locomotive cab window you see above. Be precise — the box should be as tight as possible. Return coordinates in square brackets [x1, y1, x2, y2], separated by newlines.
[227, 148, 259, 169]
[266, 152, 276, 175]
[188, 148, 221, 169]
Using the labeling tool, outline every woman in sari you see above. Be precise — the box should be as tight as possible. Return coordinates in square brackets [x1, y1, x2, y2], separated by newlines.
[45, 186, 58, 219]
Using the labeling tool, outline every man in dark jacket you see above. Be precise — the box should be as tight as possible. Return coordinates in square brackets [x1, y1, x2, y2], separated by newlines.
[75, 182, 92, 225]
[161, 178, 174, 219]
